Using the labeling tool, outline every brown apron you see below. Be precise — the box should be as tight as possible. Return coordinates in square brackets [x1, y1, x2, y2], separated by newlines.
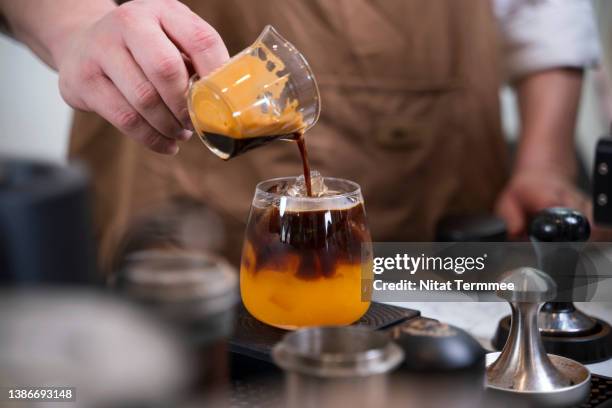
[69, 0, 509, 273]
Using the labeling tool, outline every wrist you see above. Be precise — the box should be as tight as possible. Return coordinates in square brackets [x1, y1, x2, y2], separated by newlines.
[513, 136, 577, 181]
[513, 153, 577, 179]
[511, 162, 576, 182]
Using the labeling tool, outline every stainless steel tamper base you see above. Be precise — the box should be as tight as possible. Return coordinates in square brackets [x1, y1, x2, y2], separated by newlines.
[486, 352, 590, 408]
[485, 267, 591, 408]
[539, 304, 598, 335]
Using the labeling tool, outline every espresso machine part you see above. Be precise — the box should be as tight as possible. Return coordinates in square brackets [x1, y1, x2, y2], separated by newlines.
[272, 326, 404, 408]
[493, 208, 612, 363]
[0, 288, 191, 407]
[116, 250, 239, 396]
[593, 135, 612, 226]
[0, 158, 96, 284]
[486, 267, 591, 408]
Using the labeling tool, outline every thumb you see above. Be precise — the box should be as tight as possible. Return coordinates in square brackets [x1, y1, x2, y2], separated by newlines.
[495, 193, 525, 238]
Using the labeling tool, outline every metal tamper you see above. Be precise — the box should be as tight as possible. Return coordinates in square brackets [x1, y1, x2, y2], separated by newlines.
[486, 267, 590, 408]
[493, 208, 612, 363]
[530, 208, 595, 336]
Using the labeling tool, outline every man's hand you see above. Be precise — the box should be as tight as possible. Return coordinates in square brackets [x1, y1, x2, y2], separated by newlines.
[55, 0, 229, 154]
[494, 168, 590, 238]
[1, 0, 229, 154]
[495, 168, 612, 240]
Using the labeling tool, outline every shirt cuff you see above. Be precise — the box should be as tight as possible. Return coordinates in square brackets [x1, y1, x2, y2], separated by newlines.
[498, 0, 601, 81]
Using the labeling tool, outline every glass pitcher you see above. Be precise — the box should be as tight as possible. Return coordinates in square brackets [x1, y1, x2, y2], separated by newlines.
[188, 25, 320, 160]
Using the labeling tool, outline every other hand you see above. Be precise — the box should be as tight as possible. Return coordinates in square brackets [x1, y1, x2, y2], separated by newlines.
[495, 168, 597, 239]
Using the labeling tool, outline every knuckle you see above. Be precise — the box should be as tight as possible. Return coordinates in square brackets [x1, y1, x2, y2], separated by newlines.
[58, 67, 90, 110]
[115, 109, 142, 131]
[95, 34, 116, 53]
[140, 130, 156, 145]
[141, 131, 165, 150]
[58, 81, 84, 110]
[133, 80, 160, 110]
[189, 26, 222, 54]
[58, 79, 76, 106]
[152, 55, 182, 81]
[169, 0, 189, 11]
[79, 60, 102, 84]
[113, 5, 137, 25]
[58, 74, 71, 97]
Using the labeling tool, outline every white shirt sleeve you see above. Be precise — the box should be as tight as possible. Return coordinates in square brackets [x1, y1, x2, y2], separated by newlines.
[493, 0, 601, 80]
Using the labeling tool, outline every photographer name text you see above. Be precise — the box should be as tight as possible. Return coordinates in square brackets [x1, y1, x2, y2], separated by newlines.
[372, 279, 515, 292]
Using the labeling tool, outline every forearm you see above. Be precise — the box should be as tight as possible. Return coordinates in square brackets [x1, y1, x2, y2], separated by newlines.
[513, 68, 584, 179]
[0, 0, 116, 69]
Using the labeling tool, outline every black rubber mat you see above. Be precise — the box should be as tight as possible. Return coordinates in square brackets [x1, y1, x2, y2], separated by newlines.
[229, 302, 419, 362]
[581, 374, 612, 407]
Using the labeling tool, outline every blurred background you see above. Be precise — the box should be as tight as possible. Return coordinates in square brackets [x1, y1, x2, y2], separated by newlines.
[1, 4, 612, 405]
[1, 1, 611, 174]
[0, 33, 71, 161]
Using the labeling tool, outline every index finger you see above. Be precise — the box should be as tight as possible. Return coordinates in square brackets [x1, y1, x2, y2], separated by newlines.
[159, 2, 230, 77]
[121, 19, 192, 128]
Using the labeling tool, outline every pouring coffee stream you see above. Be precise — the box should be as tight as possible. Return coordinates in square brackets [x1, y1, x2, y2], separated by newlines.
[295, 133, 313, 197]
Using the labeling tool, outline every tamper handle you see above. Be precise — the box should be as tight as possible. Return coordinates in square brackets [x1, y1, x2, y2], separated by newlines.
[529, 208, 590, 311]
[529, 208, 590, 243]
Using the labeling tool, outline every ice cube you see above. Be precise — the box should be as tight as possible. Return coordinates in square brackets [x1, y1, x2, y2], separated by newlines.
[287, 171, 329, 197]
[266, 180, 291, 195]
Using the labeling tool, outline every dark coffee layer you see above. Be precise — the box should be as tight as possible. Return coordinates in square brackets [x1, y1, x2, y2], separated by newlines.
[199, 132, 298, 160]
[244, 203, 370, 280]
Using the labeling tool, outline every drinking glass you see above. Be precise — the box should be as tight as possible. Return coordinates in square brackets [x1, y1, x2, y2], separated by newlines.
[240, 177, 372, 329]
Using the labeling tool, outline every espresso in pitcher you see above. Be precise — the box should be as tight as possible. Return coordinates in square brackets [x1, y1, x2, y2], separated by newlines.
[188, 38, 315, 195]
[201, 131, 299, 159]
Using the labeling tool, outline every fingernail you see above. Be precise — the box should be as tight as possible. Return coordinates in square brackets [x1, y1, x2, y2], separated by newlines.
[169, 144, 180, 155]
[180, 109, 194, 131]
[176, 129, 193, 141]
